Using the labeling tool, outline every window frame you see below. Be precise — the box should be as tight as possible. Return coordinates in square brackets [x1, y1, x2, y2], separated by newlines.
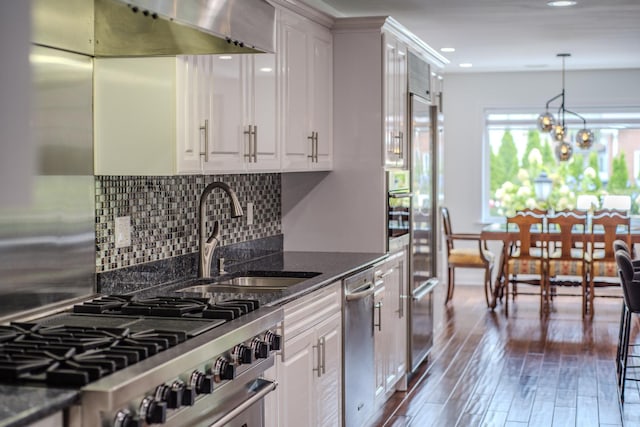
[482, 106, 640, 224]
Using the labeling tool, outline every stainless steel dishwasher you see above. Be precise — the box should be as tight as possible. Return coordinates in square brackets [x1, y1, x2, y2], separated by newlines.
[343, 266, 376, 427]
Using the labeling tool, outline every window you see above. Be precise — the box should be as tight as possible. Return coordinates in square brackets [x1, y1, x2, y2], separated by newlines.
[484, 108, 640, 221]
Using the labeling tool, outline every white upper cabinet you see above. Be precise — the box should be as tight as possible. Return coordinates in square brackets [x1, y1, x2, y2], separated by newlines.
[94, 4, 332, 176]
[383, 31, 408, 169]
[205, 53, 280, 173]
[278, 8, 333, 171]
[94, 55, 279, 175]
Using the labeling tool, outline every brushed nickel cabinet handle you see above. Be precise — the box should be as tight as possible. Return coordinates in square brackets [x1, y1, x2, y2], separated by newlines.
[374, 301, 383, 331]
[312, 340, 322, 377]
[308, 133, 315, 160]
[244, 125, 253, 162]
[200, 119, 209, 162]
[253, 125, 258, 162]
[320, 336, 326, 375]
[314, 131, 319, 162]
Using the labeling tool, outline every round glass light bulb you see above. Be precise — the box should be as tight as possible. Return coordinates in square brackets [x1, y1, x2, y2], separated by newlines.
[537, 112, 555, 133]
[551, 124, 566, 142]
[554, 140, 573, 161]
[575, 128, 594, 149]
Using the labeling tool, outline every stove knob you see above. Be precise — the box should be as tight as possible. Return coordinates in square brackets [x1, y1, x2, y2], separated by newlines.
[232, 344, 253, 364]
[251, 338, 270, 359]
[265, 331, 282, 351]
[213, 357, 235, 382]
[182, 386, 196, 407]
[139, 396, 167, 425]
[113, 409, 142, 427]
[190, 370, 214, 395]
[168, 380, 185, 409]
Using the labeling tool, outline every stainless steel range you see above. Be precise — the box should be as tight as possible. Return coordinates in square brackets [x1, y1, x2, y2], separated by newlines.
[0, 294, 282, 427]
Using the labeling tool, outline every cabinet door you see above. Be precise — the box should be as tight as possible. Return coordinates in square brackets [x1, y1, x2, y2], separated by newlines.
[315, 311, 342, 427]
[396, 42, 407, 167]
[391, 251, 408, 386]
[176, 56, 204, 173]
[309, 26, 333, 171]
[383, 253, 407, 392]
[249, 53, 280, 171]
[206, 54, 247, 172]
[383, 33, 408, 169]
[279, 327, 315, 427]
[280, 10, 311, 171]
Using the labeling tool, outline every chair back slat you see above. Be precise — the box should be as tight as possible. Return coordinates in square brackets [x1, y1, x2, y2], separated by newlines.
[547, 209, 588, 259]
[506, 210, 545, 257]
[591, 210, 631, 261]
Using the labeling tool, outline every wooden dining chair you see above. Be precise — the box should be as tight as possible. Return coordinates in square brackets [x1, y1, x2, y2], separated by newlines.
[545, 209, 590, 317]
[441, 207, 495, 306]
[504, 210, 547, 315]
[588, 209, 631, 317]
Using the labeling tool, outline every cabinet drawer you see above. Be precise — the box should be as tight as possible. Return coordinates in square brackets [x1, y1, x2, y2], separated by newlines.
[283, 281, 341, 341]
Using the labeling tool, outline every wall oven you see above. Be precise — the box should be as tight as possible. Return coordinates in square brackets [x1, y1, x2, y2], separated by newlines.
[387, 170, 411, 247]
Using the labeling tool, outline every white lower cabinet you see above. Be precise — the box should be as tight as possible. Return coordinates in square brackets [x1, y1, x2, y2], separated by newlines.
[374, 249, 408, 405]
[265, 282, 342, 427]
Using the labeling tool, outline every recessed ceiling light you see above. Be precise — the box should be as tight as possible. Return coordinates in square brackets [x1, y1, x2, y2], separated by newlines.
[259, 67, 273, 73]
[459, 63, 473, 68]
[218, 55, 233, 60]
[547, 0, 577, 7]
[440, 47, 455, 53]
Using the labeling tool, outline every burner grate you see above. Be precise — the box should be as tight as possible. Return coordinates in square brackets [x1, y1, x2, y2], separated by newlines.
[0, 325, 188, 386]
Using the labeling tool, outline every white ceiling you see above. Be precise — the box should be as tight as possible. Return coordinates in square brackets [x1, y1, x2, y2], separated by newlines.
[303, 0, 640, 73]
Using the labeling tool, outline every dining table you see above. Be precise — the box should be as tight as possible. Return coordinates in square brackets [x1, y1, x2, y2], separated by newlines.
[480, 221, 640, 309]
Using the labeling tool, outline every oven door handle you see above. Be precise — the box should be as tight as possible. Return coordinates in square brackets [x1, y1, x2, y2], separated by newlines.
[208, 378, 278, 427]
[412, 278, 439, 301]
[389, 192, 414, 199]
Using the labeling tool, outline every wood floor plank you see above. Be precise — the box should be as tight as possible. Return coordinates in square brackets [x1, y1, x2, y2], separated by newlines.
[372, 285, 636, 427]
[575, 395, 599, 427]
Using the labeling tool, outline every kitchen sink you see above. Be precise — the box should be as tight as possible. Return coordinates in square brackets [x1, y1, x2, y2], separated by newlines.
[176, 271, 321, 293]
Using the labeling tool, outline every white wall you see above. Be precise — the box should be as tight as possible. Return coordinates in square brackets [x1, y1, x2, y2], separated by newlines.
[442, 68, 640, 284]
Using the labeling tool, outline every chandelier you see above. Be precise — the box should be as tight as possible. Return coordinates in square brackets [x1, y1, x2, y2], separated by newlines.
[537, 53, 594, 161]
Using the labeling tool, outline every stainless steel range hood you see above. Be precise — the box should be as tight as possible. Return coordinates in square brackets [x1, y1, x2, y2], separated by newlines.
[32, 0, 276, 57]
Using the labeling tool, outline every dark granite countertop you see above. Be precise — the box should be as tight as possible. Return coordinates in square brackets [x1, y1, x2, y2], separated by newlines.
[1, 250, 386, 427]
[0, 386, 78, 427]
[136, 251, 388, 306]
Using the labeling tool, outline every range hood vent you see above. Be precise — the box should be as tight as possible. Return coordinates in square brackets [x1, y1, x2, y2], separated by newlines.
[33, 0, 276, 57]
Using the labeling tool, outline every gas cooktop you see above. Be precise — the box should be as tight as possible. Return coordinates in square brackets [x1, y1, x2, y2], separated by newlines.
[0, 294, 263, 387]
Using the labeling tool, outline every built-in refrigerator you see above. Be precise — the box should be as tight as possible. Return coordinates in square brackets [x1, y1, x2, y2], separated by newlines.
[407, 52, 440, 373]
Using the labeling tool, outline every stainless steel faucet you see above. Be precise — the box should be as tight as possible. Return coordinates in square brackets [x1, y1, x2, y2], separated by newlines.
[198, 182, 244, 278]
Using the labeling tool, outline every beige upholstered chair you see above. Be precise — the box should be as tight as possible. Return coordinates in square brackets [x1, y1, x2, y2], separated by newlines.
[441, 207, 495, 306]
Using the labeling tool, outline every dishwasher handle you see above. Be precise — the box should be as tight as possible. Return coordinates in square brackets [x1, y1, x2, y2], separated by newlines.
[345, 282, 375, 301]
[208, 378, 278, 427]
[412, 278, 438, 301]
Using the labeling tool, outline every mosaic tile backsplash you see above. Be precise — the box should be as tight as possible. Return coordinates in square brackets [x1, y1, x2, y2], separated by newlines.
[95, 174, 282, 272]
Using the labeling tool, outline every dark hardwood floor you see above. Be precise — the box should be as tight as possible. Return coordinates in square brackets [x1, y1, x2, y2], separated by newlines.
[371, 285, 640, 426]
